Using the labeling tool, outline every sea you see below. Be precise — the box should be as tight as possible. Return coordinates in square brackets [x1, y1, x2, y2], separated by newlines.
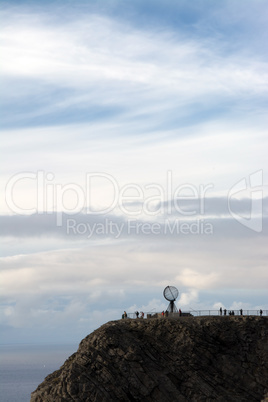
[0, 343, 77, 402]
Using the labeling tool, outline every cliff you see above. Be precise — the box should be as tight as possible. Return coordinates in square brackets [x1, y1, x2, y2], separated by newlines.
[31, 316, 268, 401]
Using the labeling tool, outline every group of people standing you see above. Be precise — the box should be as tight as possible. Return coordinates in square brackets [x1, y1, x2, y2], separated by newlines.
[219, 307, 241, 316]
[122, 308, 264, 320]
[122, 309, 183, 319]
[219, 307, 263, 316]
[135, 311, 144, 318]
[121, 311, 145, 319]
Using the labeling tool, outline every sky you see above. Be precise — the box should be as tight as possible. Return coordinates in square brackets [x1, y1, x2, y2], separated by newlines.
[1, 0, 268, 344]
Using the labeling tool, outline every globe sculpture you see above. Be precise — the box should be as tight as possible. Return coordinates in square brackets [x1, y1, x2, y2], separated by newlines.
[163, 285, 179, 313]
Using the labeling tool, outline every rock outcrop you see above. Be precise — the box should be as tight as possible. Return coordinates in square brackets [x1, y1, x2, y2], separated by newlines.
[31, 316, 268, 401]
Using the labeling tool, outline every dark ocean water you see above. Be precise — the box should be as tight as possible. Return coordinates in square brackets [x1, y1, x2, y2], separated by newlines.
[0, 343, 77, 402]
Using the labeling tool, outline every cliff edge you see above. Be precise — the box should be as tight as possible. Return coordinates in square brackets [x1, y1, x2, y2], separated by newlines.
[31, 316, 268, 401]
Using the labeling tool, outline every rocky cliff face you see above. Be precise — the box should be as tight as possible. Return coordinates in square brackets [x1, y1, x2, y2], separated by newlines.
[31, 316, 268, 401]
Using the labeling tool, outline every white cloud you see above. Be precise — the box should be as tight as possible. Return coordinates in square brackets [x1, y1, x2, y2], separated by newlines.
[1, 10, 267, 122]
[1, 235, 267, 300]
[175, 269, 220, 289]
[178, 289, 199, 306]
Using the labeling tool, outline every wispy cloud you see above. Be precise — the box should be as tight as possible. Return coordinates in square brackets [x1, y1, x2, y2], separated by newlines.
[1, 9, 267, 129]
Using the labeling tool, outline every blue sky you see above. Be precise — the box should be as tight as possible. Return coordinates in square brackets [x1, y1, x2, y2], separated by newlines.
[1, 0, 268, 344]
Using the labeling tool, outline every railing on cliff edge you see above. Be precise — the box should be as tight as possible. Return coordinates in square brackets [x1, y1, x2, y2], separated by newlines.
[124, 310, 267, 319]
